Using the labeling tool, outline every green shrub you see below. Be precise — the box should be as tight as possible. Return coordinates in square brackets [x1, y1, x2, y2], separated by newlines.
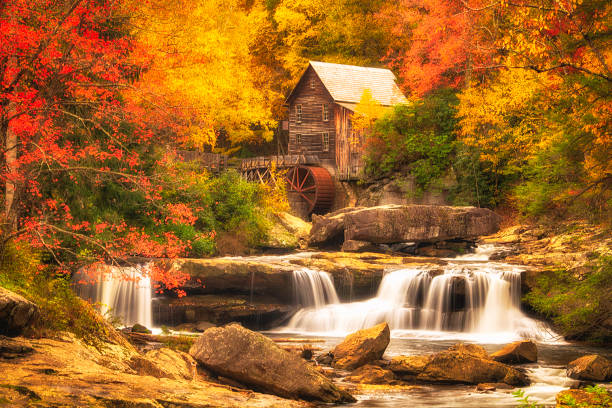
[0, 242, 112, 345]
[364, 89, 457, 192]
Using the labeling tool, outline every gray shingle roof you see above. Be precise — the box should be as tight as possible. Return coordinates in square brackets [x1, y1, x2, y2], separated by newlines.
[309, 61, 408, 106]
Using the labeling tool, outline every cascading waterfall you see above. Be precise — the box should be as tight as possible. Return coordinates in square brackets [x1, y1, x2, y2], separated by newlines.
[292, 268, 339, 308]
[74, 264, 153, 328]
[283, 258, 552, 340]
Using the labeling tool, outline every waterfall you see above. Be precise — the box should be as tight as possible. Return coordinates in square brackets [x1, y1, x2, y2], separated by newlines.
[74, 264, 153, 328]
[292, 268, 339, 308]
[283, 261, 551, 340]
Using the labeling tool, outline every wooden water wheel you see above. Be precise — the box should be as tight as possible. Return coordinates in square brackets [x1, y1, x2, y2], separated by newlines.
[286, 166, 335, 215]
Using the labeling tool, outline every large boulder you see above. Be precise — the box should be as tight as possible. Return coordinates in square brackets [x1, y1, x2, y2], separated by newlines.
[491, 340, 538, 364]
[417, 344, 529, 386]
[310, 205, 501, 247]
[332, 322, 390, 370]
[266, 212, 312, 250]
[388, 344, 528, 386]
[189, 323, 355, 403]
[0, 287, 39, 336]
[567, 355, 612, 381]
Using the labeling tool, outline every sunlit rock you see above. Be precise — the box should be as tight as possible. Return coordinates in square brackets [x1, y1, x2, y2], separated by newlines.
[189, 323, 355, 403]
[332, 322, 390, 370]
[491, 340, 538, 364]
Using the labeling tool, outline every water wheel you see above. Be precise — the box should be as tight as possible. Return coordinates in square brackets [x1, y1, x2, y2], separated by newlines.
[286, 166, 334, 215]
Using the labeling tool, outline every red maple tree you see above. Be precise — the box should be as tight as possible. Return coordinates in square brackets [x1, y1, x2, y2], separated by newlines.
[0, 0, 190, 291]
[380, 0, 499, 96]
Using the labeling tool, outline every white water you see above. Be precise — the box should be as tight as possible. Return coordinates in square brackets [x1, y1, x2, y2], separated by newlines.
[74, 264, 153, 328]
[292, 268, 339, 308]
[283, 247, 557, 342]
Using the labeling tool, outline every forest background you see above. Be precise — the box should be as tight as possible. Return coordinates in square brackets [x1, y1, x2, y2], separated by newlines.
[0, 0, 610, 340]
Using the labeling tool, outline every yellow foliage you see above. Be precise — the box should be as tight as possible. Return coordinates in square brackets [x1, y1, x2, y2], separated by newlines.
[125, 0, 277, 147]
[352, 89, 387, 133]
[457, 69, 553, 172]
[259, 163, 290, 215]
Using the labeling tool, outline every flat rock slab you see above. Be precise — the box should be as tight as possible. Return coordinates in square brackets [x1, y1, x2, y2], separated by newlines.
[189, 323, 355, 403]
[310, 205, 501, 247]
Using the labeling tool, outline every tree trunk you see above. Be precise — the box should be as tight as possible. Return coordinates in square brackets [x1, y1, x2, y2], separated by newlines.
[4, 110, 17, 229]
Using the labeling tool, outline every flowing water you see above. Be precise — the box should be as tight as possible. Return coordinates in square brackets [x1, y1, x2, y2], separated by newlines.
[269, 246, 611, 407]
[265, 331, 610, 407]
[73, 263, 153, 328]
[72, 247, 610, 407]
[292, 268, 340, 308]
[282, 250, 552, 342]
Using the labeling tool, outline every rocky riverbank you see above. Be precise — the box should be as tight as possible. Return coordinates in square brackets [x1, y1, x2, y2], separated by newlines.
[3, 281, 612, 407]
[479, 222, 612, 343]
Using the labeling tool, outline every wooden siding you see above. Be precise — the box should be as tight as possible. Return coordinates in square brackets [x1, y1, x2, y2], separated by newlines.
[287, 66, 336, 161]
[335, 105, 365, 180]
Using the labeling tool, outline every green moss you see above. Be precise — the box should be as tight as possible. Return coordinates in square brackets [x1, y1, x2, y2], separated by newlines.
[523, 255, 612, 344]
[161, 335, 196, 353]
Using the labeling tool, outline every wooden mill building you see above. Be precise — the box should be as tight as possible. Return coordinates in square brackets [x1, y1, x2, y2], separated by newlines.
[238, 61, 408, 217]
[285, 61, 408, 180]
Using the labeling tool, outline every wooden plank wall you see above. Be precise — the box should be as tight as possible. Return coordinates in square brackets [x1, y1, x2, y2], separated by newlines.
[287, 67, 336, 160]
[334, 106, 365, 180]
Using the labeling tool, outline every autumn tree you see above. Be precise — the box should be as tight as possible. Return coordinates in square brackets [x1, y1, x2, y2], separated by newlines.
[454, 0, 611, 216]
[0, 0, 194, 289]
[126, 0, 278, 148]
[381, 0, 499, 96]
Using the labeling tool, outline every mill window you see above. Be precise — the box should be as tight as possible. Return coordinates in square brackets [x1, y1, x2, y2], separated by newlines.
[296, 133, 302, 145]
[296, 105, 302, 123]
[322, 133, 329, 152]
[322, 104, 329, 121]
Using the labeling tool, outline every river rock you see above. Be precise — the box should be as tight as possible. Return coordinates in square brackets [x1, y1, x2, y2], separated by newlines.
[476, 382, 514, 392]
[416, 344, 529, 386]
[557, 388, 612, 407]
[332, 322, 390, 370]
[131, 323, 151, 334]
[310, 205, 501, 247]
[491, 340, 537, 364]
[0, 287, 39, 336]
[346, 364, 396, 384]
[388, 355, 432, 375]
[567, 355, 612, 381]
[189, 323, 355, 403]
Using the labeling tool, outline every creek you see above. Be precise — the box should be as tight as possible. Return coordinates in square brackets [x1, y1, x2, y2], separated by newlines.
[74, 246, 611, 407]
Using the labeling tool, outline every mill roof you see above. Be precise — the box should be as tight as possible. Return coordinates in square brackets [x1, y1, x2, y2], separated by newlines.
[286, 61, 408, 108]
